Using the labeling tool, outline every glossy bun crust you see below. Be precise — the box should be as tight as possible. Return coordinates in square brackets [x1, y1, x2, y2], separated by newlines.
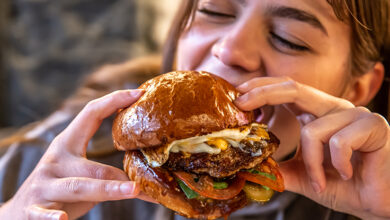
[124, 150, 248, 219]
[112, 71, 253, 150]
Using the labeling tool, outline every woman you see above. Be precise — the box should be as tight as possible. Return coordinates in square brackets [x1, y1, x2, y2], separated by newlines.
[0, 0, 389, 219]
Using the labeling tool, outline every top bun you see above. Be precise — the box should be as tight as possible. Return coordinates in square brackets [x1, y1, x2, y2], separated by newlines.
[112, 71, 254, 150]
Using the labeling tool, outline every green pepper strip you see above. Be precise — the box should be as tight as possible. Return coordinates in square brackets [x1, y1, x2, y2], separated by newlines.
[177, 179, 199, 199]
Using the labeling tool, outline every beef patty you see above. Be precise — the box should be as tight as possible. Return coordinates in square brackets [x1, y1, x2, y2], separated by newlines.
[163, 132, 279, 178]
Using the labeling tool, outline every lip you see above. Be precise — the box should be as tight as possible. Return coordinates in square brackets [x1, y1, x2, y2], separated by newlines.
[254, 106, 274, 125]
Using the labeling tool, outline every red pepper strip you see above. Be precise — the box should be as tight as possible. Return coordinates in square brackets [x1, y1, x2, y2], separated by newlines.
[238, 157, 284, 192]
[173, 171, 246, 200]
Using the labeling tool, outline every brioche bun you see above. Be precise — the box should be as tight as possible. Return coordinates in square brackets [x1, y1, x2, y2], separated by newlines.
[112, 71, 253, 150]
[112, 71, 283, 219]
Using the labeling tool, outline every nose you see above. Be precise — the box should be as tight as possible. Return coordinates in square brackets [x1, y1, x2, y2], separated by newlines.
[212, 20, 262, 72]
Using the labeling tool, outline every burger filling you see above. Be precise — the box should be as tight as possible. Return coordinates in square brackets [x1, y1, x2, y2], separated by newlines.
[173, 157, 284, 202]
[141, 123, 272, 168]
[140, 123, 284, 203]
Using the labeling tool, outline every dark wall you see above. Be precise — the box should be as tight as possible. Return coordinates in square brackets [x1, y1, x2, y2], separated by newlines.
[0, 0, 9, 127]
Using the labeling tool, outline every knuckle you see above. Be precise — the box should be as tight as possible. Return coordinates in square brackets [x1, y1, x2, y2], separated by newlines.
[300, 125, 311, 138]
[301, 124, 317, 141]
[355, 106, 370, 114]
[42, 151, 61, 164]
[84, 100, 99, 115]
[36, 163, 54, 177]
[49, 136, 64, 151]
[64, 178, 82, 195]
[329, 135, 344, 149]
[90, 166, 114, 180]
[30, 182, 42, 195]
[101, 182, 114, 195]
[285, 79, 300, 91]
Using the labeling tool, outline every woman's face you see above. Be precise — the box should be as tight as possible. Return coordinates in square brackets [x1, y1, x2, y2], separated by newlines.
[176, 0, 352, 157]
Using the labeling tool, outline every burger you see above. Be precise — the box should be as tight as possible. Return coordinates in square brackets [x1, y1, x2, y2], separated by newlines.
[112, 71, 284, 219]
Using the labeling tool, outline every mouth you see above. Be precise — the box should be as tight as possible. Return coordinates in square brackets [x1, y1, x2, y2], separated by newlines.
[254, 106, 274, 125]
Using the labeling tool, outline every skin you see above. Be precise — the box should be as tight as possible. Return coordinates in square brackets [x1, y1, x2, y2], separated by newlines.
[177, 0, 390, 219]
[0, 90, 156, 220]
[0, 0, 389, 219]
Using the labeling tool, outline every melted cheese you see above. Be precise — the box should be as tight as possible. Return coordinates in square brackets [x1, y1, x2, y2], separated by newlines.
[142, 123, 269, 167]
[207, 138, 229, 151]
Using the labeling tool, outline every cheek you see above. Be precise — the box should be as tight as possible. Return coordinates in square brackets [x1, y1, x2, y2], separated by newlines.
[176, 34, 191, 70]
[265, 56, 349, 96]
[177, 31, 204, 70]
[177, 25, 218, 70]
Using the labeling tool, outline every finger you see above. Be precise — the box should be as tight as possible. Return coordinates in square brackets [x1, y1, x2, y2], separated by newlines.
[27, 205, 68, 220]
[54, 158, 129, 181]
[59, 89, 144, 156]
[236, 76, 290, 93]
[299, 107, 371, 192]
[278, 158, 308, 194]
[329, 113, 389, 180]
[54, 160, 158, 204]
[234, 79, 354, 117]
[137, 191, 159, 204]
[300, 125, 326, 194]
[297, 113, 317, 126]
[45, 178, 140, 202]
[61, 202, 96, 220]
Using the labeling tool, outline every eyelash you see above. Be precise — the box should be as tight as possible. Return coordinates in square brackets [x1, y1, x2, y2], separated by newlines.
[198, 8, 309, 53]
[269, 32, 309, 52]
[197, 8, 235, 18]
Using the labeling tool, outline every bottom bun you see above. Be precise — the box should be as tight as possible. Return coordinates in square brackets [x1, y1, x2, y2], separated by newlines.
[124, 150, 248, 219]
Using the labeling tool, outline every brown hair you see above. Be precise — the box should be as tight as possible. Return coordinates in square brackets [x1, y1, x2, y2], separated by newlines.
[328, 0, 390, 118]
[162, 0, 198, 72]
[162, 0, 390, 118]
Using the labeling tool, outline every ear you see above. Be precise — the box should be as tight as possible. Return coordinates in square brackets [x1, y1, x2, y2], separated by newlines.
[344, 62, 385, 106]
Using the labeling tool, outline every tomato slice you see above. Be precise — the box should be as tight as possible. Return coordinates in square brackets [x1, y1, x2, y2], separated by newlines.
[173, 171, 246, 200]
[238, 157, 284, 192]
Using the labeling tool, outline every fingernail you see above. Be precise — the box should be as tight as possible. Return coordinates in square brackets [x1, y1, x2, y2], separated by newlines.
[340, 173, 349, 180]
[129, 89, 144, 98]
[237, 82, 248, 92]
[235, 94, 248, 105]
[120, 182, 136, 195]
[52, 212, 65, 220]
[311, 181, 322, 194]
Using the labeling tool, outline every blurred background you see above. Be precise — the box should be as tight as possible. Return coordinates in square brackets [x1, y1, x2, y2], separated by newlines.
[0, 0, 179, 128]
[0, 0, 388, 130]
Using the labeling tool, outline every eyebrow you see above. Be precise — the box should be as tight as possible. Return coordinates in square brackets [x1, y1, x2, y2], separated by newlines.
[268, 6, 328, 36]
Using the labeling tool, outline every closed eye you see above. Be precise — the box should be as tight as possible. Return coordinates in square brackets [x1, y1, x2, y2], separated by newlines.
[270, 32, 309, 52]
[198, 8, 235, 18]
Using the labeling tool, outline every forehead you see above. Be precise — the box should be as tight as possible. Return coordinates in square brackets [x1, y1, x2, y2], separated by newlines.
[197, 0, 339, 21]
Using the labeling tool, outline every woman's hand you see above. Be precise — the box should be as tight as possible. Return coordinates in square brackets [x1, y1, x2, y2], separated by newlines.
[0, 90, 149, 220]
[235, 77, 390, 220]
